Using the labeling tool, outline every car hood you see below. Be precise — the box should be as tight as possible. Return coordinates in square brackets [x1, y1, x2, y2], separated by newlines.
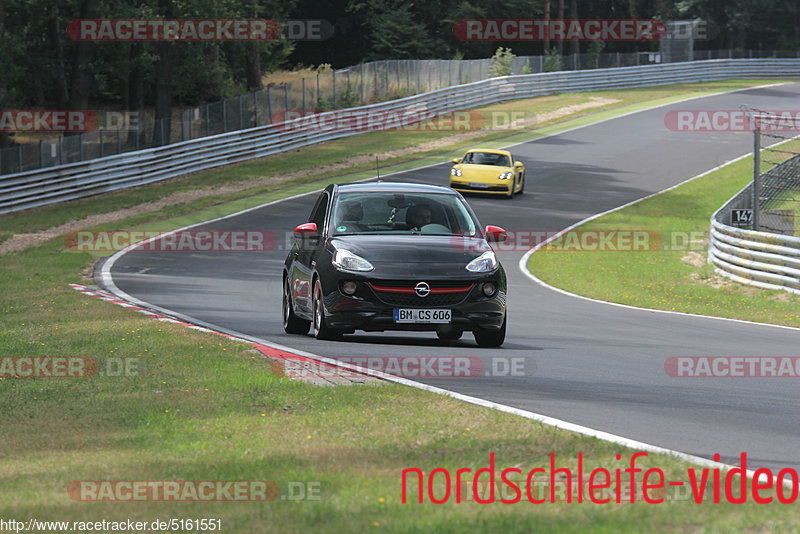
[330, 235, 494, 276]
[456, 163, 511, 181]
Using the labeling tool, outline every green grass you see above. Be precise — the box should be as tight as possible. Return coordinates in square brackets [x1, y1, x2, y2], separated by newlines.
[528, 147, 800, 326]
[2, 79, 800, 532]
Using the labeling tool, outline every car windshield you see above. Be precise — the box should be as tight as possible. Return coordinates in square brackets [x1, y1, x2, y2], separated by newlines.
[461, 151, 511, 167]
[332, 192, 478, 236]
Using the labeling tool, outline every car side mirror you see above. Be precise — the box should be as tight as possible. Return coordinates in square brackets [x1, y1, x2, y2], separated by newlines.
[485, 225, 508, 244]
[293, 222, 318, 239]
[514, 161, 523, 168]
[451, 158, 460, 164]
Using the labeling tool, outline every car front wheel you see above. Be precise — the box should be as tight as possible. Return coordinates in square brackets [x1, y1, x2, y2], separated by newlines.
[473, 316, 506, 347]
[312, 278, 341, 340]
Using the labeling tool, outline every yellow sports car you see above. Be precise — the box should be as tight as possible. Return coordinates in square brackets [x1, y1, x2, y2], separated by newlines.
[449, 148, 525, 198]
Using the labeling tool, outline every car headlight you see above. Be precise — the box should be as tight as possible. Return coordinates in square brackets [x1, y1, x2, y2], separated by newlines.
[451, 167, 462, 177]
[333, 249, 374, 272]
[498, 171, 513, 180]
[466, 251, 498, 272]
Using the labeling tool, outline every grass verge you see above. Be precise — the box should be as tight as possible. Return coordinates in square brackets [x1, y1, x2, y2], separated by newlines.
[2, 79, 799, 532]
[527, 142, 800, 327]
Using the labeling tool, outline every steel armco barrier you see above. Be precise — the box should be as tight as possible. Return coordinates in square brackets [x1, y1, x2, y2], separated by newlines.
[3, 58, 800, 215]
[709, 155, 800, 295]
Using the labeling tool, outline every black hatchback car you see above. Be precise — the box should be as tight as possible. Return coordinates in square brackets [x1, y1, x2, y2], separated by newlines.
[282, 182, 509, 347]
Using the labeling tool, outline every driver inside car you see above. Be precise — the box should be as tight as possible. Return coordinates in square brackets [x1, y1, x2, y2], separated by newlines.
[405, 205, 432, 231]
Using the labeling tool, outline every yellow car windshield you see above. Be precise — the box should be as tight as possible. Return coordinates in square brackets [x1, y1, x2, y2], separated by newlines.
[462, 152, 511, 167]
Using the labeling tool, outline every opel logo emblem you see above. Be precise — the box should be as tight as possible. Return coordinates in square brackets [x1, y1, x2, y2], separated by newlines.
[414, 282, 431, 297]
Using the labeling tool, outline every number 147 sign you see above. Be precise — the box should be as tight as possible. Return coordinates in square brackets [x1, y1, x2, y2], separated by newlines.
[731, 209, 753, 225]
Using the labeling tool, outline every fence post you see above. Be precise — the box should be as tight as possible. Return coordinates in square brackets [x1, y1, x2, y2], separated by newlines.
[253, 91, 259, 126]
[118, 126, 122, 153]
[333, 72, 336, 108]
[316, 74, 320, 109]
[100, 129, 104, 158]
[302, 78, 306, 111]
[18, 144, 22, 172]
[284, 84, 289, 113]
[360, 64, 365, 104]
[79, 133, 84, 161]
[239, 95, 244, 130]
[222, 101, 227, 132]
[753, 128, 761, 231]
[267, 86, 273, 123]
[39, 140, 44, 168]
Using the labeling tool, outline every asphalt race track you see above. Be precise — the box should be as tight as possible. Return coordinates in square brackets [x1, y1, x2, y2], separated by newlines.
[104, 83, 800, 474]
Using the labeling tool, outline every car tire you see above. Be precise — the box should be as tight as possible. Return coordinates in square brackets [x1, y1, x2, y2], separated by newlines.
[282, 276, 310, 335]
[518, 172, 525, 194]
[473, 316, 506, 347]
[506, 181, 515, 199]
[312, 278, 342, 340]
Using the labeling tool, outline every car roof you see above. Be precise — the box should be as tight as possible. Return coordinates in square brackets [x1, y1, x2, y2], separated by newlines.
[335, 182, 458, 195]
[462, 148, 512, 156]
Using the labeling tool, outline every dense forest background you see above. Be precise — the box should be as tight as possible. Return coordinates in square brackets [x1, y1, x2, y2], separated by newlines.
[0, 0, 798, 147]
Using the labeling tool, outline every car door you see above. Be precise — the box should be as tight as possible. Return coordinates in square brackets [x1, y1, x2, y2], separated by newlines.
[292, 189, 330, 314]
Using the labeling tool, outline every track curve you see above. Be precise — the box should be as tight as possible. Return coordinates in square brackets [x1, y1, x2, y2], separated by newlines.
[104, 83, 800, 473]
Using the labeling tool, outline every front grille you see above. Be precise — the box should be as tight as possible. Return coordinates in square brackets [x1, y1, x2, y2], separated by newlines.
[370, 279, 474, 288]
[454, 184, 508, 192]
[368, 280, 474, 308]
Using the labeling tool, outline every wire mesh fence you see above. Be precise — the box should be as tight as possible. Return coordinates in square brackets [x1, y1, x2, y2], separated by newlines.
[2, 49, 800, 176]
[715, 110, 800, 236]
[755, 113, 800, 236]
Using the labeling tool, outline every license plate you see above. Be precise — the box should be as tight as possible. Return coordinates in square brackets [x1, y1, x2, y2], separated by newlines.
[469, 182, 489, 189]
[393, 309, 451, 324]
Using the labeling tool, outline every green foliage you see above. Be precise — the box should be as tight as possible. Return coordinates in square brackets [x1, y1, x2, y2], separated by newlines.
[364, 1, 438, 60]
[588, 41, 606, 68]
[0, 0, 296, 111]
[521, 60, 532, 75]
[489, 47, 515, 77]
[318, 82, 361, 111]
[544, 48, 564, 73]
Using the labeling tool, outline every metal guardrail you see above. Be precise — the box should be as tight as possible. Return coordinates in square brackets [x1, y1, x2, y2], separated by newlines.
[3, 58, 800, 215]
[709, 155, 800, 295]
